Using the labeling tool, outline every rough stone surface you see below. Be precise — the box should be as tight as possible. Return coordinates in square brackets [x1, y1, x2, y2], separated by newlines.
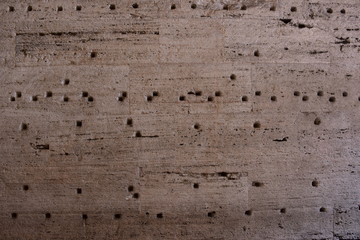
[0, 0, 360, 239]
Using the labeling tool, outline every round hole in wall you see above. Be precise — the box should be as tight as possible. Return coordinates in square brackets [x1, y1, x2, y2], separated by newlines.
[114, 213, 121, 219]
[109, 4, 116, 10]
[317, 91, 323, 96]
[193, 123, 200, 130]
[133, 193, 140, 199]
[132, 3, 139, 9]
[207, 96, 213, 102]
[252, 181, 262, 187]
[302, 95, 309, 101]
[340, 9, 346, 14]
[191, 3, 197, 9]
[179, 95, 185, 101]
[82, 214, 88, 219]
[156, 213, 163, 218]
[242, 96, 248, 102]
[45, 213, 51, 219]
[128, 185, 134, 192]
[271, 96, 277, 101]
[290, 6, 297, 12]
[193, 183, 199, 188]
[280, 208, 286, 214]
[327, 8, 333, 14]
[320, 207, 326, 212]
[208, 211, 216, 217]
[241, 5, 247, 10]
[342, 91, 348, 97]
[76, 120, 82, 127]
[245, 210, 252, 216]
[45, 91, 52, 98]
[329, 96, 336, 103]
[57, 6, 63, 11]
[253, 122, 261, 128]
[27, 6, 33, 11]
[90, 52, 97, 58]
[230, 74, 236, 80]
[255, 91, 261, 96]
[81, 91, 88, 97]
[62, 79, 70, 85]
[19, 123, 28, 131]
[215, 91, 222, 97]
[23, 185, 29, 191]
[171, 4, 176, 10]
[76, 5, 82, 11]
[270, 6, 276, 11]
[314, 117, 321, 125]
[312, 180, 319, 187]
[11, 213, 17, 219]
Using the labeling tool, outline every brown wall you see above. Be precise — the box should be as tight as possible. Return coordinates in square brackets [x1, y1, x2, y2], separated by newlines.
[0, 0, 359, 239]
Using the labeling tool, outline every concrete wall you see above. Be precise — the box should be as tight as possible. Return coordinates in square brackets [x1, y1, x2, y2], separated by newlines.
[0, 0, 359, 239]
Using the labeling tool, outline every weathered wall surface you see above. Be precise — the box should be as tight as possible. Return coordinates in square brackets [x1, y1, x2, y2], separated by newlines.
[0, 0, 359, 239]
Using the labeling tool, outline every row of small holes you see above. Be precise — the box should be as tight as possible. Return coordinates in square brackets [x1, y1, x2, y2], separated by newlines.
[7, 4, 275, 12]
[206, 179, 325, 217]
[290, 7, 346, 14]
[10, 92, 94, 102]
[19, 117, 132, 132]
[14, 180, 332, 219]
[7, 4, 141, 12]
[20, 116, 325, 132]
[21, 179, 319, 192]
[6, 5, 347, 15]
[190, 4, 277, 11]
[18, 93, 347, 103]
[20, 178, 317, 190]
[10, 206, 329, 220]
[23, 185, 140, 198]
[87, 51, 259, 58]
[251, 180, 320, 188]
[9, 80, 94, 102]
[10, 86, 354, 102]
[11, 75, 354, 103]
[23, 91, 348, 103]
[15, 178, 329, 220]
[178, 93, 352, 103]
[10, 213, 121, 219]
